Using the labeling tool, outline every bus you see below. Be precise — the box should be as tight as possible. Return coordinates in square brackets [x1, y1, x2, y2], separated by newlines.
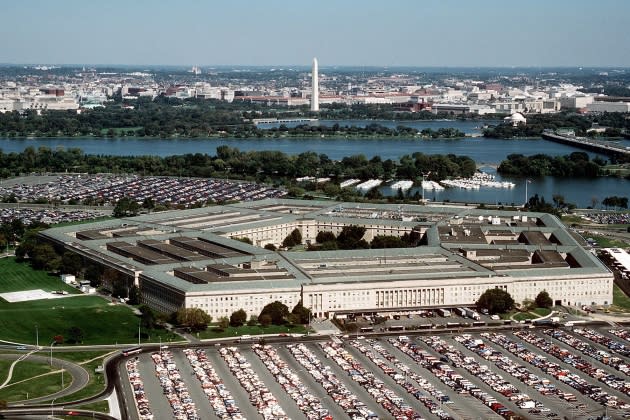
[121, 346, 142, 357]
[388, 325, 404, 331]
[359, 327, 374, 333]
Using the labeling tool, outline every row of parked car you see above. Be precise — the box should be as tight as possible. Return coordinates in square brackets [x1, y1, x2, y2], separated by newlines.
[494, 331, 627, 409]
[126, 358, 154, 420]
[320, 340, 421, 419]
[389, 336, 514, 419]
[420, 335, 528, 419]
[182, 348, 244, 419]
[286, 342, 378, 420]
[350, 338, 455, 419]
[252, 344, 332, 420]
[219, 346, 289, 420]
[151, 350, 200, 420]
[454, 334, 554, 415]
[573, 328, 630, 358]
[541, 329, 630, 393]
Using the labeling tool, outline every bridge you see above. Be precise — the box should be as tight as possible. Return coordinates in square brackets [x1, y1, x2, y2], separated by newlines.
[541, 131, 630, 160]
[252, 118, 318, 125]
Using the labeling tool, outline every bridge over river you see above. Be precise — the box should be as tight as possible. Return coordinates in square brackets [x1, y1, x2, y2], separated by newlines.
[541, 131, 630, 160]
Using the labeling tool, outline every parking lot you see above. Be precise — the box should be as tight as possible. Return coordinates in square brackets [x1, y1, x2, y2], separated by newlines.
[120, 326, 630, 420]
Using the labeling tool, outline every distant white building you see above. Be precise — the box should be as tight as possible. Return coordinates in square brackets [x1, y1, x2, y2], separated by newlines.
[504, 112, 527, 126]
[586, 101, 630, 113]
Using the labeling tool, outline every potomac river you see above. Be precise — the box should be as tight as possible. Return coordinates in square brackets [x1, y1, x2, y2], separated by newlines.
[1, 121, 628, 208]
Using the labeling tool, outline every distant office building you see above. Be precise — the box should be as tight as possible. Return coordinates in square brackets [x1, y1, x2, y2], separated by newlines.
[586, 101, 630, 113]
[311, 58, 319, 112]
[558, 95, 594, 109]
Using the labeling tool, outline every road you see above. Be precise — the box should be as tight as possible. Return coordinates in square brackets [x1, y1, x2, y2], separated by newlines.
[0, 352, 89, 404]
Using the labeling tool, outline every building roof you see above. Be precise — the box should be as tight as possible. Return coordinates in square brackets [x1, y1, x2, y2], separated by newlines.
[40, 198, 610, 295]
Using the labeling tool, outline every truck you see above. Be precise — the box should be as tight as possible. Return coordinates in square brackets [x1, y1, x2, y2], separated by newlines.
[455, 307, 466, 317]
[464, 308, 481, 320]
[437, 308, 451, 317]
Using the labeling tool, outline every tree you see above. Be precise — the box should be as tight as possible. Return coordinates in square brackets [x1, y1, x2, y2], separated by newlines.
[260, 301, 289, 325]
[67, 326, 84, 344]
[535, 290, 553, 308]
[139, 305, 157, 330]
[259, 314, 272, 327]
[264, 243, 277, 251]
[128, 285, 141, 305]
[247, 315, 258, 326]
[61, 252, 83, 276]
[476, 288, 515, 315]
[218, 316, 230, 329]
[230, 309, 247, 327]
[31, 243, 61, 272]
[282, 228, 303, 248]
[175, 307, 212, 332]
[113, 196, 140, 218]
[316, 231, 336, 244]
[291, 300, 311, 324]
[233, 236, 253, 245]
[337, 225, 369, 250]
[371, 235, 406, 249]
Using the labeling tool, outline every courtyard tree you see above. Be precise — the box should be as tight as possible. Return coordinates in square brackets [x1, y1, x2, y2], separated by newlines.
[282, 228, 303, 248]
[476, 288, 515, 315]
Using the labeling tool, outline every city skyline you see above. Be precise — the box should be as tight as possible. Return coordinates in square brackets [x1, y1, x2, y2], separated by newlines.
[1, 0, 629, 67]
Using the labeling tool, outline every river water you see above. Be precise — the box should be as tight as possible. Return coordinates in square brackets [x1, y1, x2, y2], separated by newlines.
[1, 119, 628, 208]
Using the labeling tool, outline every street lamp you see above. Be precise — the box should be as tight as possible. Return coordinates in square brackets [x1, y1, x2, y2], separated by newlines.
[524, 179, 531, 207]
[51, 398, 56, 417]
[421, 171, 431, 202]
[35, 324, 38, 348]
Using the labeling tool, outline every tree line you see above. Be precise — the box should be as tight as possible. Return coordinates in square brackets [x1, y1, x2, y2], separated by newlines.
[0, 146, 477, 193]
[497, 152, 605, 177]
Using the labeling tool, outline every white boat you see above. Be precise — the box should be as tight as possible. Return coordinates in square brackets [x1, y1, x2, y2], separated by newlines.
[391, 180, 413, 190]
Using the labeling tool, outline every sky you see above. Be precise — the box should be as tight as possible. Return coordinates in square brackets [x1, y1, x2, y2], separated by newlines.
[2, 0, 629, 67]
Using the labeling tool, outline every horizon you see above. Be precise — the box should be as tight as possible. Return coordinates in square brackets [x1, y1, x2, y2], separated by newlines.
[2, 0, 629, 67]
[2, 63, 629, 70]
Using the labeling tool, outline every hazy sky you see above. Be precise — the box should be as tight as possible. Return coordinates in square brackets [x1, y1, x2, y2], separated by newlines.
[2, 0, 629, 67]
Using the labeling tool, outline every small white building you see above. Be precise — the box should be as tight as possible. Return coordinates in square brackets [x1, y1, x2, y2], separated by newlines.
[60, 274, 75, 284]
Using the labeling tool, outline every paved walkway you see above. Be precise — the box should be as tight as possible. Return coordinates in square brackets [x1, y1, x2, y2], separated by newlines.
[309, 318, 341, 335]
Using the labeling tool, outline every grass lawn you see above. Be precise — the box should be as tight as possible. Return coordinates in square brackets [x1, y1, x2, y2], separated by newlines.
[197, 324, 307, 340]
[0, 258, 80, 294]
[0, 258, 178, 345]
[55, 355, 110, 404]
[513, 312, 536, 321]
[561, 214, 584, 225]
[586, 234, 630, 249]
[0, 295, 179, 345]
[0, 351, 113, 406]
[0, 358, 56, 388]
[72, 400, 109, 414]
[0, 363, 70, 402]
[532, 307, 552, 317]
[612, 284, 630, 312]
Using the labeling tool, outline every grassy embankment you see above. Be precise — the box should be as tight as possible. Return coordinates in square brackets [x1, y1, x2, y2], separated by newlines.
[0, 257, 177, 345]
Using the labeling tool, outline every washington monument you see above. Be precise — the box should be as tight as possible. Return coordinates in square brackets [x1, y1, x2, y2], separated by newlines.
[311, 57, 319, 112]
